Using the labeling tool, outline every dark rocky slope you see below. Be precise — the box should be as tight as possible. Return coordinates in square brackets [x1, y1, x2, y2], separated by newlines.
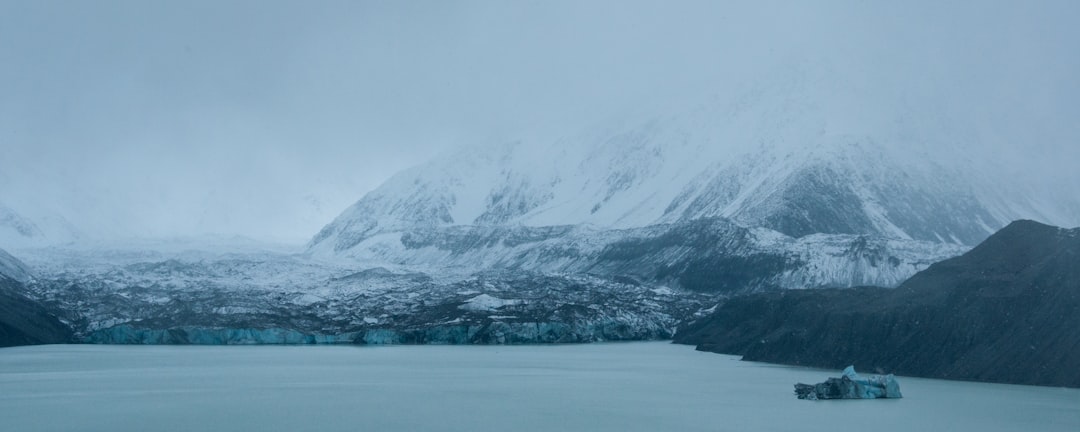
[675, 220, 1080, 387]
[0, 249, 74, 347]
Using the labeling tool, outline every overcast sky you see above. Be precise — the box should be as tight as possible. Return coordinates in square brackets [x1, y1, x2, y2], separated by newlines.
[2, 0, 1078, 243]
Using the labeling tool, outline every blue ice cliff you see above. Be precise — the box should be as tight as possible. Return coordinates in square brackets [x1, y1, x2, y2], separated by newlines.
[794, 366, 902, 400]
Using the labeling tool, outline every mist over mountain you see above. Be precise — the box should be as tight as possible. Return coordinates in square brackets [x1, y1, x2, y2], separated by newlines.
[0, 201, 81, 249]
[310, 62, 1079, 258]
[0, 1, 1078, 389]
[5, 9, 1080, 432]
[2, 1, 1079, 243]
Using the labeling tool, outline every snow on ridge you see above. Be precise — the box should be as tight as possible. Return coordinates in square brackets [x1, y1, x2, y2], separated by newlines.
[459, 294, 522, 312]
[311, 67, 1079, 253]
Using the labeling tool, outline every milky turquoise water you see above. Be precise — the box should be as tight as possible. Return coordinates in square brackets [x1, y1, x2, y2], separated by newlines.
[1, 342, 1077, 432]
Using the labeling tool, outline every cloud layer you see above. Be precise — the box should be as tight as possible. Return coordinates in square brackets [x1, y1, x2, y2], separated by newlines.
[2, 0, 1078, 242]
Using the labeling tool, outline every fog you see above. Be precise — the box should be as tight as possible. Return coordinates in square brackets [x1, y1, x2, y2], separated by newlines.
[2, 0, 1078, 243]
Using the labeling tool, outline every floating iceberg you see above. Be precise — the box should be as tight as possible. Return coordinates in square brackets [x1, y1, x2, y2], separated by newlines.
[795, 366, 902, 400]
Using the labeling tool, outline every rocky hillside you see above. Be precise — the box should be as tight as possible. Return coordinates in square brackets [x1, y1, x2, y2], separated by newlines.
[675, 220, 1080, 387]
[0, 248, 73, 347]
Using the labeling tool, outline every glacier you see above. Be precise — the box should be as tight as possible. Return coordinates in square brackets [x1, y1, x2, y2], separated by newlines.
[9, 60, 1078, 346]
[10, 223, 961, 346]
[16, 243, 710, 345]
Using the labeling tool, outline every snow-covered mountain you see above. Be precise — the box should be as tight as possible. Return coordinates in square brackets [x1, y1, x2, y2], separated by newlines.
[312, 70, 1074, 258]
[0, 201, 81, 249]
[312, 140, 997, 250]
[12, 60, 1076, 346]
[308, 66, 1076, 296]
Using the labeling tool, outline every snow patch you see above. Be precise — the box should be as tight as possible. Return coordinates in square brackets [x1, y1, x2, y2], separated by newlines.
[459, 294, 522, 312]
[650, 286, 675, 296]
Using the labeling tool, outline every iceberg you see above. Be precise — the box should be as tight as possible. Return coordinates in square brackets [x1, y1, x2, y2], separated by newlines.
[795, 366, 902, 400]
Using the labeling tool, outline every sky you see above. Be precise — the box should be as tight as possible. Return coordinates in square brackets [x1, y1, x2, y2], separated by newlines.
[1, 0, 1079, 244]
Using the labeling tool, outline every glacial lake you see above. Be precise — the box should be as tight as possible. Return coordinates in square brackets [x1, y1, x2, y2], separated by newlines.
[1, 342, 1077, 432]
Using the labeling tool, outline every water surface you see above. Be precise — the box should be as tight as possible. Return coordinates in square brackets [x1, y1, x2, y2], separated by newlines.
[1, 343, 1077, 431]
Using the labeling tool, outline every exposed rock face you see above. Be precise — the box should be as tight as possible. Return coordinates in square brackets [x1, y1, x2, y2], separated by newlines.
[0, 248, 74, 347]
[676, 220, 1080, 388]
[312, 217, 965, 294]
[795, 366, 902, 400]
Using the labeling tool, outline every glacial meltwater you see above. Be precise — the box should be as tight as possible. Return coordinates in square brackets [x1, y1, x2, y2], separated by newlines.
[1, 342, 1077, 432]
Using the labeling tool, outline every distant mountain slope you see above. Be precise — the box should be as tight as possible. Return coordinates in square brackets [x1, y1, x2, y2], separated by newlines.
[0, 248, 73, 347]
[311, 138, 1010, 253]
[675, 220, 1080, 387]
[0, 204, 43, 244]
[0, 247, 32, 284]
[325, 217, 964, 293]
[310, 67, 1077, 256]
[302, 65, 1080, 301]
[0, 201, 81, 248]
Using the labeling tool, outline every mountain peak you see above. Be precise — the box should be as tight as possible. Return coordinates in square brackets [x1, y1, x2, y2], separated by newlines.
[311, 62, 1079, 253]
[311, 132, 1062, 255]
[898, 219, 1080, 297]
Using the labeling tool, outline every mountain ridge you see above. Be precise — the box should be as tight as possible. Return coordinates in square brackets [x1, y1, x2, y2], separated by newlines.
[674, 220, 1080, 387]
[310, 65, 1078, 255]
[311, 138, 1018, 252]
